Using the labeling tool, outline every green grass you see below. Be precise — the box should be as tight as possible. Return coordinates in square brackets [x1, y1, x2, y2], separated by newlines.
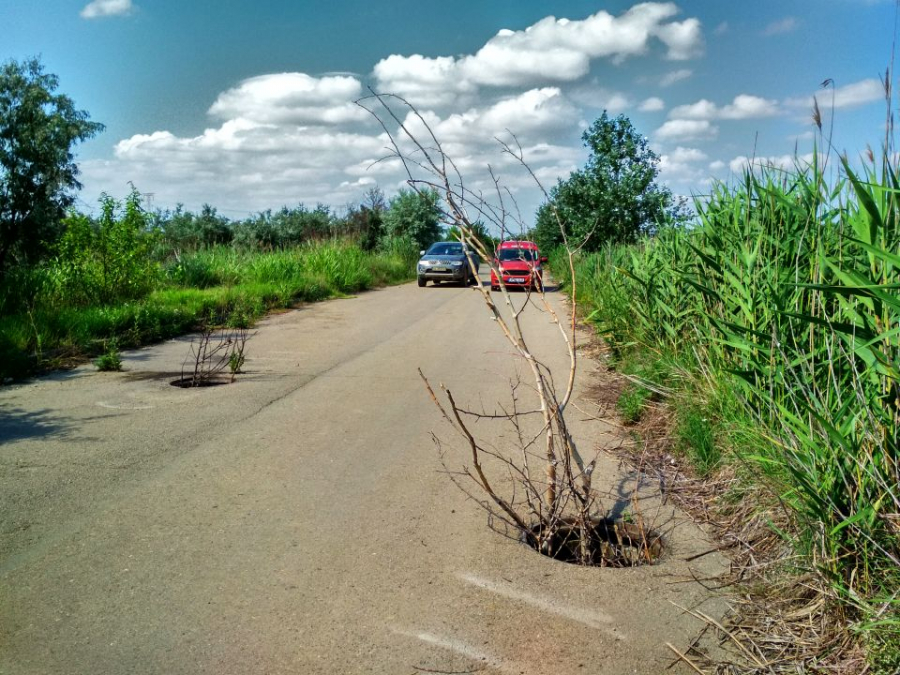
[94, 342, 122, 372]
[675, 407, 719, 477]
[616, 384, 649, 424]
[0, 240, 416, 380]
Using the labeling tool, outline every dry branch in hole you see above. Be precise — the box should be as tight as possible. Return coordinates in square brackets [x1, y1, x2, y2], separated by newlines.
[180, 321, 254, 387]
[358, 92, 657, 565]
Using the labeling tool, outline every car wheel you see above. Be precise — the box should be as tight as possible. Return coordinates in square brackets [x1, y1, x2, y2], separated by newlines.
[417, 276, 426, 287]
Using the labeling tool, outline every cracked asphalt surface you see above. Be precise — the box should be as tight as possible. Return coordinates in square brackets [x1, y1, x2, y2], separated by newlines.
[1, 281, 727, 674]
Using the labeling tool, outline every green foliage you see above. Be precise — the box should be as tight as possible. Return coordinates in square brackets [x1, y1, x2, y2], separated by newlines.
[868, 629, 900, 675]
[533, 112, 686, 252]
[382, 188, 443, 251]
[563, 149, 900, 642]
[52, 189, 159, 306]
[94, 342, 122, 372]
[617, 384, 649, 424]
[154, 204, 232, 251]
[446, 220, 497, 253]
[675, 407, 720, 477]
[0, 240, 415, 380]
[0, 57, 104, 270]
[228, 349, 245, 376]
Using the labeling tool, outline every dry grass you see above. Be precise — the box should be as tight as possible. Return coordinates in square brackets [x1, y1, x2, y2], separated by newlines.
[584, 342, 869, 674]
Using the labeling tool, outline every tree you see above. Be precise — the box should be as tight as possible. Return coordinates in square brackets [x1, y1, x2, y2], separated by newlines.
[382, 187, 443, 250]
[0, 57, 104, 271]
[532, 112, 681, 252]
[342, 187, 386, 250]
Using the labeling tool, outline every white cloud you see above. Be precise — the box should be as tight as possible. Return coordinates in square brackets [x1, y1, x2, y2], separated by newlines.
[660, 68, 692, 86]
[709, 160, 726, 171]
[713, 21, 729, 35]
[728, 152, 823, 173]
[657, 147, 712, 188]
[669, 94, 780, 120]
[639, 97, 666, 112]
[80, 0, 133, 19]
[373, 3, 703, 106]
[786, 78, 884, 110]
[569, 84, 633, 113]
[401, 88, 580, 147]
[82, 70, 586, 215]
[668, 147, 708, 163]
[763, 17, 799, 36]
[655, 119, 718, 141]
[208, 73, 367, 125]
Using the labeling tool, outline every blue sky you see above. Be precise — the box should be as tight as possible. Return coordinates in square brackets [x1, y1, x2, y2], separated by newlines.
[4, 0, 896, 220]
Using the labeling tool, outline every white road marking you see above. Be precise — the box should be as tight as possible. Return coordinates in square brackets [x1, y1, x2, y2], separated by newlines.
[392, 628, 522, 675]
[96, 401, 153, 410]
[457, 572, 625, 640]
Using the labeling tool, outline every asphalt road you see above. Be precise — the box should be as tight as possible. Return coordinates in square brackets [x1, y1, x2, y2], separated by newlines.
[1, 280, 727, 675]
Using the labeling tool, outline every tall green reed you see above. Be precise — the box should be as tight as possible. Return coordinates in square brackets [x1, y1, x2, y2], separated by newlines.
[564, 151, 900, 625]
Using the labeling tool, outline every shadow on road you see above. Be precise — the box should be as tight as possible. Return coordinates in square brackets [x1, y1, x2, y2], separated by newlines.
[0, 406, 71, 444]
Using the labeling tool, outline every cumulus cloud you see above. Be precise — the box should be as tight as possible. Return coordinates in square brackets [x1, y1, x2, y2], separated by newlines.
[669, 94, 780, 120]
[728, 152, 823, 173]
[568, 84, 633, 113]
[655, 119, 718, 141]
[81, 0, 134, 18]
[658, 146, 710, 184]
[398, 88, 580, 148]
[639, 97, 666, 112]
[763, 17, 799, 36]
[373, 3, 703, 106]
[786, 78, 884, 110]
[84, 68, 585, 215]
[208, 73, 367, 125]
[660, 68, 692, 86]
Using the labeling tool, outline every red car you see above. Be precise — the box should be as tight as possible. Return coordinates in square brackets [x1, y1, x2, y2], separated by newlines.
[490, 240, 548, 292]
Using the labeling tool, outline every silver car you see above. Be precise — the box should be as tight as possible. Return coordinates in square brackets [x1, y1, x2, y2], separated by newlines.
[417, 242, 479, 287]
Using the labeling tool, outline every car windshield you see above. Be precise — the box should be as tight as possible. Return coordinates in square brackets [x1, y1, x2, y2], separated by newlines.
[425, 243, 464, 257]
[497, 248, 537, 262]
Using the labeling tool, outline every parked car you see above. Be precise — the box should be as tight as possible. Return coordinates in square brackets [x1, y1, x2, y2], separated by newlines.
[417, 241, 480, 287]
[489, 240, 547, 291]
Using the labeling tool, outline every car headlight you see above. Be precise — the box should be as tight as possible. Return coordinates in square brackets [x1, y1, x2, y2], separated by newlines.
[451, 261, 463, 267]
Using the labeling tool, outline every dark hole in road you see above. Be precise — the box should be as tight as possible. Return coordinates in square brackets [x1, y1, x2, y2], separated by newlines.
[169, 377, 231, 388]
[521, 517, 664, 566]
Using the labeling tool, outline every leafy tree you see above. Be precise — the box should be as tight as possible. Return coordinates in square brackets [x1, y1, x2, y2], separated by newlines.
[0, 57, 104, 270]
[446, 220, 496, 256]
[157, 203, 232, 250]
[346, 187, 386, 251]
[54, 189, 158, 305]
[533, 112, 683, 252]
[382, 187, 443, 251]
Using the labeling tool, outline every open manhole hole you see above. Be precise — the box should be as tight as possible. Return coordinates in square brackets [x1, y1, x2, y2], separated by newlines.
[170, 377, 231, 388]
[521, 517, 664, 566]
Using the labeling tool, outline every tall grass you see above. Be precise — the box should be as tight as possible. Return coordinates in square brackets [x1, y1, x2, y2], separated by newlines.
[556, 152, 900, 645]
[0, 240, 417, 379]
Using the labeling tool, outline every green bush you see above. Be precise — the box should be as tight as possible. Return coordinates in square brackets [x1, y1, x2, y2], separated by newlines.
[94, 343, 122, 372]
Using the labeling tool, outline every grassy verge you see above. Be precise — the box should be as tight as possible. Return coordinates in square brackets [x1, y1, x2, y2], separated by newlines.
[0, 241, 415, 380]
[553, 152, 900, 671]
